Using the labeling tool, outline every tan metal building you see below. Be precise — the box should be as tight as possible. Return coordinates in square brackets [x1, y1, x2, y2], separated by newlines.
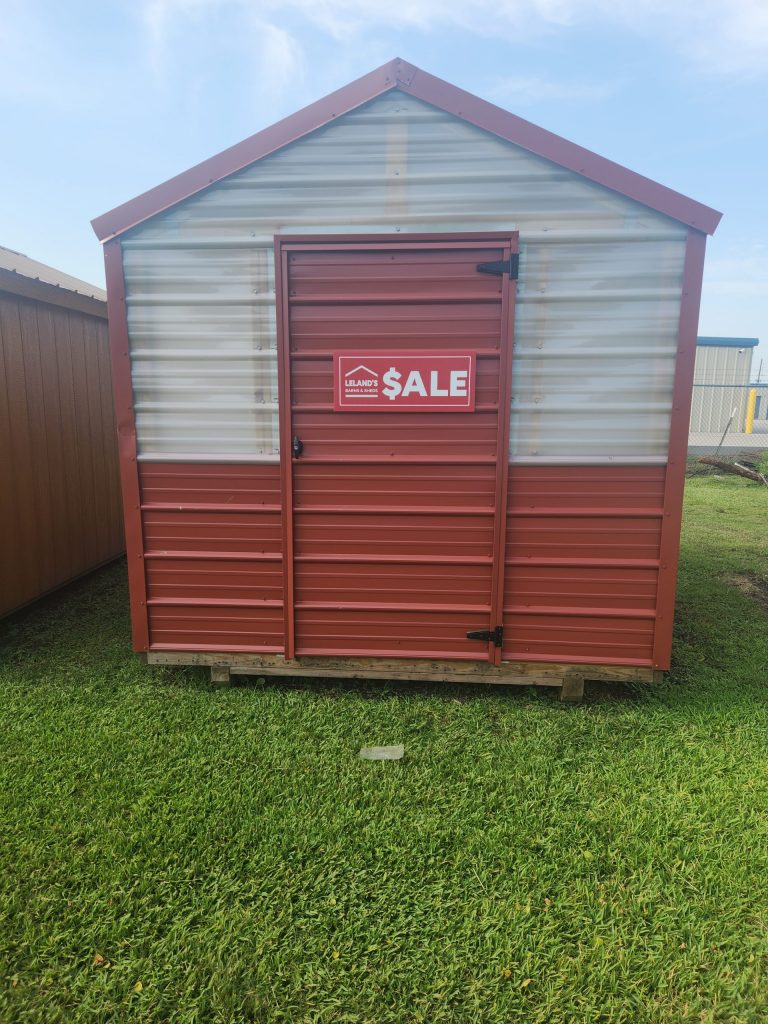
[0, 247, 123, 617]
[689, 336, 758, 434]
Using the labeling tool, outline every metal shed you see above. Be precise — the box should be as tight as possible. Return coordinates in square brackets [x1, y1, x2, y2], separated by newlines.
[92, 58, 721, 700]
[689, 336, 758, 434]
[0, 247, 123, 617]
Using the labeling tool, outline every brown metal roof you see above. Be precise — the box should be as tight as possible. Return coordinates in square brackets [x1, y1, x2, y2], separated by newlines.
[0, 246, 106, 301]
[0, 246, 107, 317]
[92, 57, 722, 242]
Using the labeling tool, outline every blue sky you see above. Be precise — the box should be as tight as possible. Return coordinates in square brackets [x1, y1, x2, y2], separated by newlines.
[2, 0, 766, 371]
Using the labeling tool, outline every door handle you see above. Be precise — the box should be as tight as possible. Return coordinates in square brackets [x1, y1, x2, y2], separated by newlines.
[292, 436, 304, 458]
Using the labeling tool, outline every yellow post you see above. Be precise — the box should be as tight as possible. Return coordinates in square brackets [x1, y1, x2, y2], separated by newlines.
[745, 387, 757, 434]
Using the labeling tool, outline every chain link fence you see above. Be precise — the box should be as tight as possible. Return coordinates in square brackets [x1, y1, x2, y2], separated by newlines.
[689, 382, 768, 452]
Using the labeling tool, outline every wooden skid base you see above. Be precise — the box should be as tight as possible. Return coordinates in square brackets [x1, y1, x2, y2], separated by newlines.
[146, 651, 661, 701]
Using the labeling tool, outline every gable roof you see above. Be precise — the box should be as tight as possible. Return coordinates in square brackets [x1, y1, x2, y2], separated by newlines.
[91, 58, 722, 243]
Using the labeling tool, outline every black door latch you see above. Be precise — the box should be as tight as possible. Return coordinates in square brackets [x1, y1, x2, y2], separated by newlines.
[292, 436, 304, 458]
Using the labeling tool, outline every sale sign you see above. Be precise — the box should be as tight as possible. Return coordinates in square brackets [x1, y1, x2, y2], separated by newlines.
[333, 352, 476, 412]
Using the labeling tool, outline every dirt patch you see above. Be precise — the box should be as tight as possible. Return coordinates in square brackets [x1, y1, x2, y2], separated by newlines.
[728, 572, 768, 611]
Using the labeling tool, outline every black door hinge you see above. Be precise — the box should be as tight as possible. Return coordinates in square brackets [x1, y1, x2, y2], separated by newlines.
[466, 625, 504, 647]
[476, 254, 519, 279]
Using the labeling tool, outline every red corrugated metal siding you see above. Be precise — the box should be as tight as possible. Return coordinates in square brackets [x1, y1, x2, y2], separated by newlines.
[136, 461, 666, 666]
[502, 466, 665, 666]
[148, 604, 284, 651]
[0, 289, 123, 618]
[283, 240, 516, 661]
[139, 463, 283, 650]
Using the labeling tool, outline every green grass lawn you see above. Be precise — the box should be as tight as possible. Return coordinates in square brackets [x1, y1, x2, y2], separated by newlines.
[1, 476, 767, 1024]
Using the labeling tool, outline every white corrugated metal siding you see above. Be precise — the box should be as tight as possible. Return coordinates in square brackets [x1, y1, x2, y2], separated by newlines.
[693, 344, 753, 387]
[689, 344, 754, 433]
[121, 91, 688, 463]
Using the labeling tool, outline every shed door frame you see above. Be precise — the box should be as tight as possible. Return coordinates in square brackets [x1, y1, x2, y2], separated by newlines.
[274, 232, 518, 664]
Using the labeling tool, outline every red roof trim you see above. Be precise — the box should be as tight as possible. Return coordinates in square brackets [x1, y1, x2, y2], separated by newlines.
[398, 66, 721, 235]
[91, 58, 721, 241]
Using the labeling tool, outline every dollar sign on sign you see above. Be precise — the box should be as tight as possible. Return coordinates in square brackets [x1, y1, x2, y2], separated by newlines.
[382, 367, 402, 401]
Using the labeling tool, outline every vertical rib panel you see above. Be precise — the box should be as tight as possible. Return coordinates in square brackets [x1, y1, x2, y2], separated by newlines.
[0, 293, 123, 617]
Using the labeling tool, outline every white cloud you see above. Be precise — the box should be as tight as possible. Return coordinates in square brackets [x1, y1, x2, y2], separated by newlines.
[552, 0, 768, 75]
[252, 20, 305, 94]
[142, 0, 768, 77]
[488, 74, 618, 104]
[681, 0, 768, 74]
[143, 0, 226, 77]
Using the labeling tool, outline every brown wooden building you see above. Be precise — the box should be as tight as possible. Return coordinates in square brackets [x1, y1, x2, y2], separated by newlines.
[0, 246, 123, 618]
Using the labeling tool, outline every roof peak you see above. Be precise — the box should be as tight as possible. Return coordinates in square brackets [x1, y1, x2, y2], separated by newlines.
[92, 57, 721, 243]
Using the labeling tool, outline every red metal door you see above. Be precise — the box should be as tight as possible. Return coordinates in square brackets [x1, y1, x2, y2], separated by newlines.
[275, 234, 518, 664]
